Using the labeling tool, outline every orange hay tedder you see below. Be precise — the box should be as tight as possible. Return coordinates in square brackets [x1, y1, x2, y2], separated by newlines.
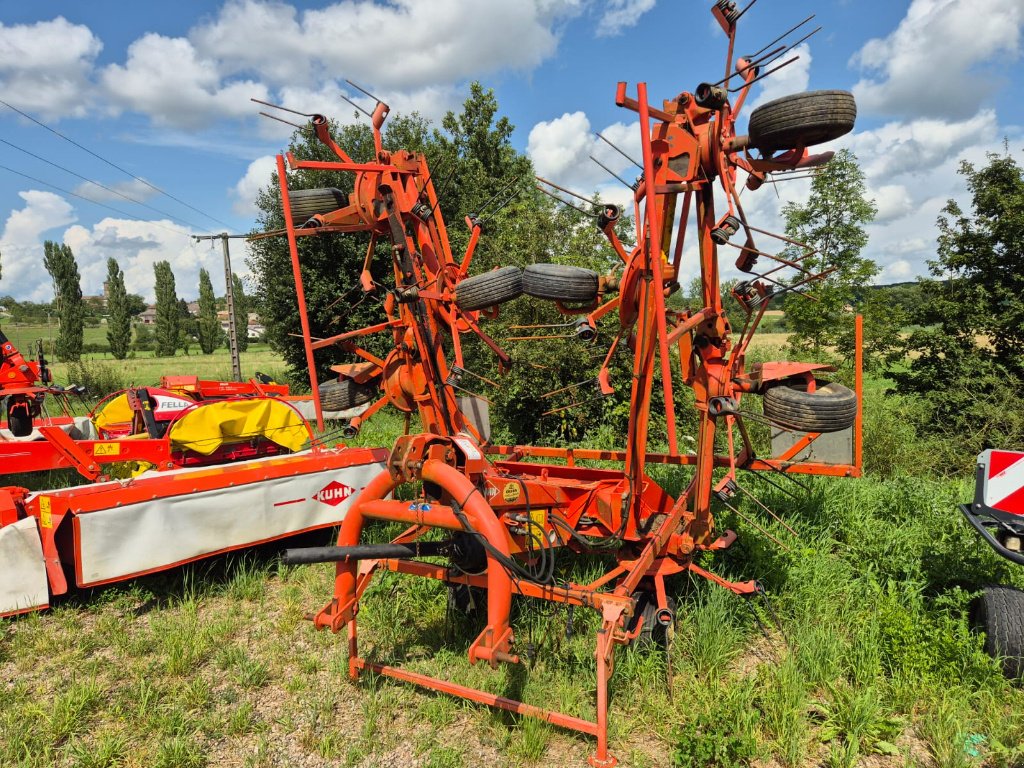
[274, 2, 864, 764]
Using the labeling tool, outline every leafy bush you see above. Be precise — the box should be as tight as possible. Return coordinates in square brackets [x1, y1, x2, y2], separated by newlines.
[64, 360, 126, 399]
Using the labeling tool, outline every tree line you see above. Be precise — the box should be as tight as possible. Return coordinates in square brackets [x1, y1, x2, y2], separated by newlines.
[1, 246, 250, 361]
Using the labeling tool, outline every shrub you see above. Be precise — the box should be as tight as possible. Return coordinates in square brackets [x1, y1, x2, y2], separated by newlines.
[64, 360, 126, 399]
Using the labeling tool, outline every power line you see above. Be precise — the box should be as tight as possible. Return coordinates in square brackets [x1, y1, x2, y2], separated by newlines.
[0, 98, 235, 230]
[0, 162, 193, 238]
[0, 137, 207, 231]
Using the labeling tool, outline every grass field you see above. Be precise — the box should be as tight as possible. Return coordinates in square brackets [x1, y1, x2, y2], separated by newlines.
[2, 345, 1023, 767]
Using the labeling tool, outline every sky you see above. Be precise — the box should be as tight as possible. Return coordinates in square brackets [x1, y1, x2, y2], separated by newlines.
[0, 0, 1021, 303]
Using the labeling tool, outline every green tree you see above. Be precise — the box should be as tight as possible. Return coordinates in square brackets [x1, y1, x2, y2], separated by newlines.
[780, 150, 897, 366]
[124, 293, 147, 318]
[42, 241, 84, 361]
[231, 273, 249, 353]
[177, 298, 198, 355]
[890, 150, 1024, 467]
[153, 261, 179, 357]
[196, 269, 219, 354]
[105, 258, 132, 360]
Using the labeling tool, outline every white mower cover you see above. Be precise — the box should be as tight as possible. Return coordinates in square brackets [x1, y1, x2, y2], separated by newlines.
[0, 517, 49, 615]
[73, 453, 383, 586]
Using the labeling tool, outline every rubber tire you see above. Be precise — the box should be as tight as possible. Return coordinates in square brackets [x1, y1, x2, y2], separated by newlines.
[747, 90, 856, 152]
[522, 263, 599, 302]
[454, 266, 523, 311]
[974, 585, 1024, 679]
[627, 592, 676, 651]
[318, 378, 377, 411]
[288, 187, 347, 227]
[6, 397, 33, 437]
[762, 380, 857, 433]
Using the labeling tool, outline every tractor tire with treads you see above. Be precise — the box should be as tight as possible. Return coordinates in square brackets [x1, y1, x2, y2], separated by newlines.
[522, 263, 599, 303]
[747, 90, 856, 152]
[974, 585, 1024, 679]
[5, 396, 33, 437]
[454, 266, 523, 311]
[762, 380, 856, 433]
[318, 378, 378, 412]
[288, 187, 347, 227]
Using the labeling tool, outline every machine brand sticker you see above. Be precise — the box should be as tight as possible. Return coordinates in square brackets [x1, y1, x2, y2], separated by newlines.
[502, 483, 521, 503]
[313, 480, 355, 507]
[38, 496, 52, 529]
[93, 442, 122, 457]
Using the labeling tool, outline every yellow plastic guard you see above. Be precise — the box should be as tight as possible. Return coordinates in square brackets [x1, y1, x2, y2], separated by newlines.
[166, 399, 308, 455]
[92, 393, 134, 433]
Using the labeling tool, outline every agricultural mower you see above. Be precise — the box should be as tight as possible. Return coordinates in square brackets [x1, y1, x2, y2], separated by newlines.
[960, 450, 1024, 678]
[257, 3, 864, 764]
[1, 333, 387, 617]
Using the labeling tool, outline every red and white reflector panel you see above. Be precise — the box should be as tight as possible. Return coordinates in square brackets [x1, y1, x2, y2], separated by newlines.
[979, 449, 1024, 517]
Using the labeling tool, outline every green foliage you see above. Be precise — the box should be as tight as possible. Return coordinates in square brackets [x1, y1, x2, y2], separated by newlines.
[781, 151, 899, 367]
[153, 261, 179, 357]
[891, 150, 1024, 471]
[105, 258, 132, 360]
[196, 269, 219, 355]
[672, 681, 760, 767]
[177, 298, 198, 355]
[42, 241, 84, 362]
[231, 272, 249, 353]
[133, 323, 155, 352]
[64, 359, 127, 398]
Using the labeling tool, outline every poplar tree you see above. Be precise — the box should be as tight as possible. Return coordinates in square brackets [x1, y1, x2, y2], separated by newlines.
[232, 273, 249, 353]
[42, 241, 84, 361]
[153, 260, 179, 357]
[196, 268, 219, 354]
[105, 258, 132, 359]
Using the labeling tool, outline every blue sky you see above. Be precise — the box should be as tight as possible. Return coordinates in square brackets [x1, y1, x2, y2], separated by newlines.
[0, 0, 1021, 302]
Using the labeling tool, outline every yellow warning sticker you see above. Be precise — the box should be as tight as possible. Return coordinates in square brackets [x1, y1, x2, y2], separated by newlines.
[93, 442, 122, 457]
[529, 507, 546, 530]
[39, 496, 52, 529]
[502, 482, 521, 503]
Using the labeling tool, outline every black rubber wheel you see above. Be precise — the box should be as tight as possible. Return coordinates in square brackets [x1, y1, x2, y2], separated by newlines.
[762, 379, 857, 433]
[747, 90, 856, 152]
[626, 591, 676, 651]
[6, 396, 33, 437]
[447, 583, 486, 620]
[288, 187, 347, 227]
[454, 266, 523, 311]
[522, 263, 599, 303]
[318, 378, 377, 411]
[973, 585, 1024, 679]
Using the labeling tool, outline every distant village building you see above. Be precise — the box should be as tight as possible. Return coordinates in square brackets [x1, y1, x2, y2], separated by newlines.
[137, 306, 157, 325]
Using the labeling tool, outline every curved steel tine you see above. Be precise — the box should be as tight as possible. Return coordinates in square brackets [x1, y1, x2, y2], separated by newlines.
[250, 97, 317, 117]
[340, 93, 373, 118]
[595, 132, 643, 169]
[345, 79, 386, 106]
[258, 112, 306, 130]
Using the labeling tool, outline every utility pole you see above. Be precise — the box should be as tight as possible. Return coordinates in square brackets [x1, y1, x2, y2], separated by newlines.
[192, 232, 246, 382]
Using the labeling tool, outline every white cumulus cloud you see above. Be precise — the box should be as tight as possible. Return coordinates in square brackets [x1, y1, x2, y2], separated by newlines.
[0, 191, 78, 302]
[232, 155, 277, 217]
[596, 0, 656, 38]
[851, 0, 1023, 118]
[0, 17, 102, 120]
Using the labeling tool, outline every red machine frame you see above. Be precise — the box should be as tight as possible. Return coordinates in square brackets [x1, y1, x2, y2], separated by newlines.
[272, 4, 862, 764]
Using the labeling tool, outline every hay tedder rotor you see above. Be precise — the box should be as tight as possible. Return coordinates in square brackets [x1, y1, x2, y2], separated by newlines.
[273, 3, 863, 764]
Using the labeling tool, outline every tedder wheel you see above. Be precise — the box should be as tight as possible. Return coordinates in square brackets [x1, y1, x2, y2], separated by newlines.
[318, 378, 378, 412]
[454, 266, 523, 311]
[762, 379, 857, 433]
[288, 187, 347, 227]
[627, 591, 676, 651]
[6, 396, 33, 438]
[973, 585, 1024, 679]
[747, 90, 856, 152]
[522, 263, 599, 303]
